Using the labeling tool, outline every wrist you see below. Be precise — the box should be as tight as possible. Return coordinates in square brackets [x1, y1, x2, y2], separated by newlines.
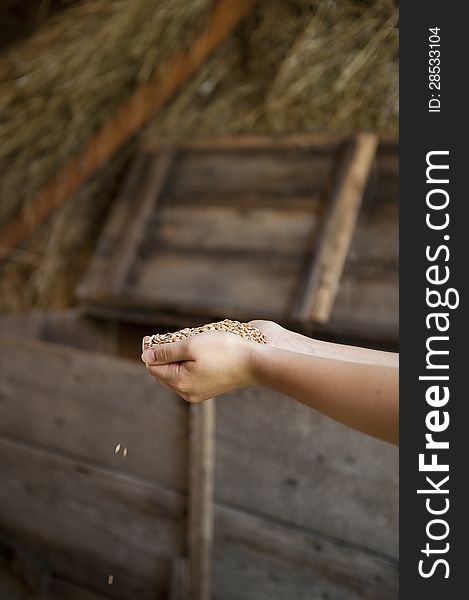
[246, 342, 270, 386]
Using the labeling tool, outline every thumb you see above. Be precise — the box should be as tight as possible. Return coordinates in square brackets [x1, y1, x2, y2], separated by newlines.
[141, 340, 190, 365]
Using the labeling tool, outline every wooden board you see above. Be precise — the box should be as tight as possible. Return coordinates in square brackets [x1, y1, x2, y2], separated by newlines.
[0, 335, 187, 491]
[78, 135, 398, 344]
[0, 437, 184, 599]
[188, 401, 216, 600]
[295, 133, 378, 323]
[0, 436, 397, 600]
[0, 336, 397, 597]
[212, 504, 398, 600]
[0, 336, 397, 559]
[215, 387, 399, 559]
[0, 310, 114, 354]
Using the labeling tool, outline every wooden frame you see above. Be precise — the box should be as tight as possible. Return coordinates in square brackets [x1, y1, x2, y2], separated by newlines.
[78, 133, 390, 339]
[294, 133, 378, 322]
[0, 330, 398, 598]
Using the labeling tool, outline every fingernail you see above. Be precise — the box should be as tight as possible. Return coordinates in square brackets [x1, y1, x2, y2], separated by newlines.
[142, 349, 156, 364]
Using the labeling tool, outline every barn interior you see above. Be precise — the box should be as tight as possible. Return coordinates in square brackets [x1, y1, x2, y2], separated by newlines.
[0, 1, 398, 599]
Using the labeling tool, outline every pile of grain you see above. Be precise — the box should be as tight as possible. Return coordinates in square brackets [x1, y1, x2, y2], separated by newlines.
[144, 320, 267, 349]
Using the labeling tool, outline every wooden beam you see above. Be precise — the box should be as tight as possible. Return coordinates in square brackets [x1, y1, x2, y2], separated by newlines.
[111, 147, 176, 295]
[294, 133, 378, 323]
[169, 557, 190, 600]
[0, 0, 257, 261]
[188, 400, 216, 600]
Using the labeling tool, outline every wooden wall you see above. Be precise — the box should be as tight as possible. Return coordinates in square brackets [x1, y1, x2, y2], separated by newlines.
[0, 321, 398, 599]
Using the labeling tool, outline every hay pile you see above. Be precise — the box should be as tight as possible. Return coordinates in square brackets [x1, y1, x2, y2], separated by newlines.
[0, 0, 398, 312]
[148, 0, 398, 136]
[0, 0, 213, 226]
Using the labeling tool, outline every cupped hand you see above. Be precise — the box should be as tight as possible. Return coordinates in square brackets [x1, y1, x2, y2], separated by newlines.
[141, 331, 260, 403]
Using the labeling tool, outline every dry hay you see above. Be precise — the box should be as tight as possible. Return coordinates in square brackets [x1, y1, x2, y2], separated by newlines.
[0, 145, 131, 312]
[147, 0, 398, 136]
[0, 0, 398, 313]
[0, 0, 214, 226]
[265, 0, 399, 132]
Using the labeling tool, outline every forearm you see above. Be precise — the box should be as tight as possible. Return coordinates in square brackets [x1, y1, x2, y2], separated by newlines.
[251, 345, 399, 445]
[283, 330, 398, 367]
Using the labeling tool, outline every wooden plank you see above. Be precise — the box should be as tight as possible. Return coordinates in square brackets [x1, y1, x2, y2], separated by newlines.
[295, 133, 379, 323]
[328, 266, 398, 340]
[188, 401, 216, 600]
[79, 258, 398, 344]
[212, 504, 398, 600]
[0, 441, 397, 600]
[156, 205, 320, 256]
[0, 546, 110, 600]
[0, 437, 185, 599]
[164, 133, 348, 152]
[130, 251, 302, 318]
[0, 0, 257, 261]
[0, 335, 187, 491]
[167, 149, 333, 198]
[214, 387, 399, 558]
[161, 192, 322, 210]
[0, 310, 115, 354]
[347, 203, 398, 264]
[48, 578, 110, 600]
[77, 135, 398, 344]
[111, 148, 176, 294]
[168, 558, 190, 600]
[77, 153, 152, 303]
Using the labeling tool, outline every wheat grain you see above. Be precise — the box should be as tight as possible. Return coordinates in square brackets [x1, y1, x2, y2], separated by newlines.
[143, 319, 267, 350]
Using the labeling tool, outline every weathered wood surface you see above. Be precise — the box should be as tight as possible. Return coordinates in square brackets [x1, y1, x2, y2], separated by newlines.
[327, 169, 399, 341]
[134, 251, 302, 318]
[0, 336, 397, 597]
[0, 335, 187, 491]
[296, 133, 379, 323]
[157, 205, 320, 255]
[0, 540, 110, 600]
[78, 136, 398, 344]
[78, 136, 337, 316]
[213, 504, 398, 600]
[328, 267, 398, 341]
[0, 310, 111, 353]
[0, 434, 397, 600]
[167, 148, 334, 198]
[188, 401, 216, 600]
[0, 437, 184, 599]
[0, 336, 397, 559]
[111, 149, 175, 295]
[215, 387, 399, 559]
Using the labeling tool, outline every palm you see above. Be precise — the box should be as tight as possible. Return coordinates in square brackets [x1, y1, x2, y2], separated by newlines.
[249, 320, 292, 351]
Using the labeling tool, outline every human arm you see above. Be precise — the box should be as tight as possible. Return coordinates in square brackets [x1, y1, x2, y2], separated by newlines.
[251, 320, 398, 367]
[141, 327, 398, 445]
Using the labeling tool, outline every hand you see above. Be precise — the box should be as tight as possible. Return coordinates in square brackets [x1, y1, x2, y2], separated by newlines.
[141, 331, 259, 403]
[249, 320, 291, 349]
[250, 320, 315, 355]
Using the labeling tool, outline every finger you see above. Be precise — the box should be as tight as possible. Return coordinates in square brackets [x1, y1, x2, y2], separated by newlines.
[147, 369, 174, 392]
[142, 336, 151, 352]
[147, 364, 178, 384]
[141, 340, 190, 365]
